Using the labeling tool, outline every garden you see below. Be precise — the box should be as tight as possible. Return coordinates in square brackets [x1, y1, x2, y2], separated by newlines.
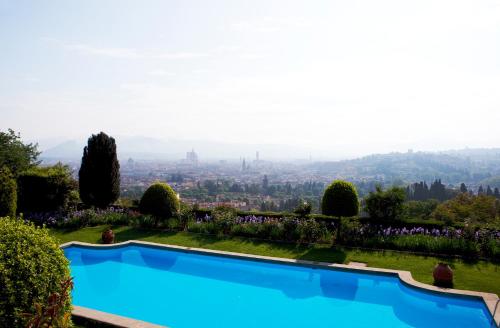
[1, 130, 499, 327]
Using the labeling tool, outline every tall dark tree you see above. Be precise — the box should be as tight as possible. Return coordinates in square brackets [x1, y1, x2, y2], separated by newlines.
[79, 132, 120, 208]
[477, 185, 484, 195]
[494, 187, 500, 199]
[429, 179, 446, 201]
[262, 175, 269, 195]
[460, 183, 468, 193]
[486, 185, 493, 196]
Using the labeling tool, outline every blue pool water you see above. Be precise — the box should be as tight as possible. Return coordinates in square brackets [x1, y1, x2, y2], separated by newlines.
[64, 245, 493, 328]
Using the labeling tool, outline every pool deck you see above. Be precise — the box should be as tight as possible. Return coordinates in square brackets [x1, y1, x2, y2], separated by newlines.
[61, 240, 500, 328]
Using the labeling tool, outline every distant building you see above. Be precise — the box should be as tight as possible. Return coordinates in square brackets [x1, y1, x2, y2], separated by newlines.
[186, 149, 198, 165]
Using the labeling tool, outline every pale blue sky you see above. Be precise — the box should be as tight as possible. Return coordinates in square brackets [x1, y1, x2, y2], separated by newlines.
[1, 0, 499, 157]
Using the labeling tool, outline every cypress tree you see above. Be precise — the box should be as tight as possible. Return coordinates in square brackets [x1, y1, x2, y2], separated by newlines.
[478, 185, 484, 195]
[486, 185, 493, 196]
[460, 183, 467, 193]
[79, 132, 120, 208]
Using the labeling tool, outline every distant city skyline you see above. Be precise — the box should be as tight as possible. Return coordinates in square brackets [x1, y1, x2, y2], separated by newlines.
[1, 0, 499, 157]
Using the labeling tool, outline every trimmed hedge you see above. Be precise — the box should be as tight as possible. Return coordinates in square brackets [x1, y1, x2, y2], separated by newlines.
[0, 217, 71, 327]
[17, 164, 76, 213]
[0, 167, 17, 217]
[321, 180, 359, 217]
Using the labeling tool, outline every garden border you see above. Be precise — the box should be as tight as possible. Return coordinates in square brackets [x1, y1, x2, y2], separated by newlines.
[61, 240, 500, 328]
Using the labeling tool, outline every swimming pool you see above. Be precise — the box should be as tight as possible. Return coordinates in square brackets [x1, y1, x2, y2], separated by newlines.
[64, 242, 495, 328]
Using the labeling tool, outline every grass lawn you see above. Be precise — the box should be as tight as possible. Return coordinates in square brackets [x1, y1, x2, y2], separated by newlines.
[50, 225, 500, 296]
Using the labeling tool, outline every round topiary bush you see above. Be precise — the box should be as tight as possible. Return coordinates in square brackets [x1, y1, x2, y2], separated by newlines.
[139, 182, 180, 226]
[321, 180, 359, 218]
[0, 166, 17, 217]
[0, 217, 71, 327]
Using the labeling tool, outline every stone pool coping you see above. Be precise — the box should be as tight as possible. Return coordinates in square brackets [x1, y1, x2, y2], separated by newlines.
[61, 240, 500, 328]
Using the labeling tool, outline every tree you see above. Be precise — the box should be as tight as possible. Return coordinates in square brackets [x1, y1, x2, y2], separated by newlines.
[0, 167, 17, 217]
[262, 175, 269, 195]
[79, 132, 120, 208]
[460, 183, 468, 193]
[429, 179, 446, 201]
[139, 182, 180, 226]
[321, 180, 359, 217]
[0, 129, 40, 176]
[364, 186, 406, 220]
[486, 185, 493, 196]
[494, 187, 500, 199]
[478, 185, 484, 195]
[432, 193, 498, 224]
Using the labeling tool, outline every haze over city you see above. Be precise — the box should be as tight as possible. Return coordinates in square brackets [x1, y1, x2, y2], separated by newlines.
[1, 0, 499, 159]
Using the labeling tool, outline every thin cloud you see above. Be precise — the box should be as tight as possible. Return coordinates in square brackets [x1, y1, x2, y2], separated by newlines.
[42, 38, 210, 60]
[66, 43, 209, 60]
[147, 70, 176, 77]
[231, 16, 315, 32]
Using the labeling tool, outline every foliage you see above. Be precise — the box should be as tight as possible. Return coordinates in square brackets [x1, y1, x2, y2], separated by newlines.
[58, 207, 142, 228]
[339, 220, 499, 259]
[0, 217, 71, 327]
[401, 199, 439, 220]
[79, 132, 120, 208]
[294, 201, 312, 217]
[321, 180, 359, 217]
[189, 213, 332, 244]
[0, 166, 17, 217]
[0, 129, 40, 176]
[432, 193, 500, 225]
[23, 278, 73, 328]
[139, 182, 180, 226]
[178, 202, 195, 231]
[17, 164, 77, 213]
[364, 186, 406, 220]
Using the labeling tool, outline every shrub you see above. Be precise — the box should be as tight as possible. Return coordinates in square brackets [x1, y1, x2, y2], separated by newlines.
[364, 186, 406, 220]
[401, 199, 439, 220]
[321, 180, 359, 218]
[432, 193, 499, 224]
[79, 132, 120, 208]
[0, 166, 17, 217]
[59, 207, 139, 228]
[139, 182, 180, 226]
[17, 164, 77, 213]
[294, 201, 312, 217]
[0, 217, 71, 327]
[298, 219, 330, 244]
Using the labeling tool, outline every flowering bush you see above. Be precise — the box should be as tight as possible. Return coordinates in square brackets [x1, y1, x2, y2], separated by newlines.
[189, 214, 332, 244]
[340, 221, 499, 259]
[23, 207, 144, 228]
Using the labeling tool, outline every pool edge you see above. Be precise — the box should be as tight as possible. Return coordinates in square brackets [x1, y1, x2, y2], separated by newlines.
[72, 305, 168, 328]
[61, 240, 500, 328]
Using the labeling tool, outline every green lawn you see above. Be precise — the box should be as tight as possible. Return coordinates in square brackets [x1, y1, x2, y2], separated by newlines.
[51, 225, 500, 296]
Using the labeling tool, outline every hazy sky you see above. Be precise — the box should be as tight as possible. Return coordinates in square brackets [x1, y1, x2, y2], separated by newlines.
[1, 0, 499, 157]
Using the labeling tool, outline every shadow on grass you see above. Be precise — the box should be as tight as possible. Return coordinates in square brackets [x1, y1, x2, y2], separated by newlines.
[183, 232, 348, 263]
[113, 226, 172, 242]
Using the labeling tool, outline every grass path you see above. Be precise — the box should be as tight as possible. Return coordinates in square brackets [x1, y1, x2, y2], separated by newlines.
[50, 225, 500, 296]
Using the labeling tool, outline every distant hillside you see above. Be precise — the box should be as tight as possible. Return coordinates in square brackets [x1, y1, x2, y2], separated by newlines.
[309, 149, 500, 185]
[40, 136, 314, 161]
